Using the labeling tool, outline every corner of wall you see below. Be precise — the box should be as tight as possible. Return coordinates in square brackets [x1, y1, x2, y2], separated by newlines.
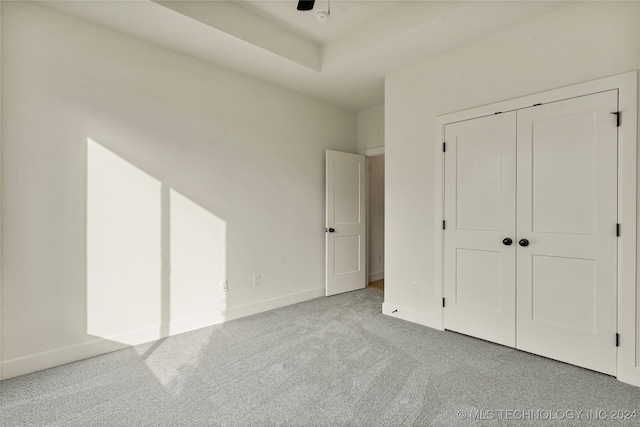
[382, 301, 443, 330]
[357, 104, 385, 154]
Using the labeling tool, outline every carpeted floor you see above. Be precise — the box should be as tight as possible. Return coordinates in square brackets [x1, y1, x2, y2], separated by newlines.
[1, 288, 639, 426]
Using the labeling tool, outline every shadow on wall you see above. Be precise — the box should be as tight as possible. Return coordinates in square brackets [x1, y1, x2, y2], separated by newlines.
[86, 138, 228, 346]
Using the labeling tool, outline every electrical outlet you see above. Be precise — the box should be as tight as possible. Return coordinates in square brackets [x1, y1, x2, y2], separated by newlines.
[220, 280, 228, 292]
[253, 275, 261, 286]
[411, 281, 418, 293]
[377, 253, 383, 263]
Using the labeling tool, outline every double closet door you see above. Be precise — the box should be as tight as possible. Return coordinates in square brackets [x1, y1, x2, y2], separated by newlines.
[443, 90, 618, 375]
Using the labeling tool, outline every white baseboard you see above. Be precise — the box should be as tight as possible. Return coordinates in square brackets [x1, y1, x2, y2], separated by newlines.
[0, 338, 128, 381]
[615, 361, 640, 387]
[382, 302, 443, 330]
[368, 271, 384, 282]
[226, 287, 324, 320]
[0, 287, 325, 380]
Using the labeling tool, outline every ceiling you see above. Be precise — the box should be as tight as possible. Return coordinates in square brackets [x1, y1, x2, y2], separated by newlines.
[236, 1, 401, 44]
[40, 1, 569, 112]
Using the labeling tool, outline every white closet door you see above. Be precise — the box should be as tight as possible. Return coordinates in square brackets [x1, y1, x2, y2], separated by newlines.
[443, 112, 517, 347]
[516, 90, 618, 375]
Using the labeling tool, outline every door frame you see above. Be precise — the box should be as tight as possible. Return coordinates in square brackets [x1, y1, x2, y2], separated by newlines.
[434, 71, 638, 386]
[364, 148, 385, 286]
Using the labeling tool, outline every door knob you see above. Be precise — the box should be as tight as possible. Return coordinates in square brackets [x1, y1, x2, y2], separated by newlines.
[326, 228, 335, 233]
[519, 239, 529, 247]
[502, 238, 513, 246]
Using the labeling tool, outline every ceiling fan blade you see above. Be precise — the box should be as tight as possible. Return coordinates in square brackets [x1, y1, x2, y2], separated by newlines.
[297, 0, 315, 11]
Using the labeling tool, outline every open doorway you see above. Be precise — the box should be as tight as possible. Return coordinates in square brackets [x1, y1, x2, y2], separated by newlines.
[366, 154, 384, 292]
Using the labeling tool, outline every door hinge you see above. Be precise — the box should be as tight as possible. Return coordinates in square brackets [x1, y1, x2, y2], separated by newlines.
[442, 298, 446, 308]
[443, 142, 446, 152]
[442, 220, 446, 230]
[611, 111, 620, 127]
[616, 223, 621, 237]
[616, 333, 620, 347]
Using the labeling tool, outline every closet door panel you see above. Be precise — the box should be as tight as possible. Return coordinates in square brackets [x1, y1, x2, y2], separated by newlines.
[443, 112, 516, 347]
[516, 90, 618, 375]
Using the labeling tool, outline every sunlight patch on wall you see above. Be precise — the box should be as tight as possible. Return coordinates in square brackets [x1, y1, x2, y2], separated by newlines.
[87, 138, 162, 345]
[87, 138, 229, 359]
[169, 189, 227, 334]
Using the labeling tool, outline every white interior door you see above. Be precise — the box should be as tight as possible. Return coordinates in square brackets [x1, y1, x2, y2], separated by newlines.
[516, 91, 618, 375]
[443, 112, 517, 347]
[326, 150, 366, 296]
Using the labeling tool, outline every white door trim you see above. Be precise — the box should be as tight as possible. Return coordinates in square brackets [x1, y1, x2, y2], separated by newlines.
[434, 71, 638, 386]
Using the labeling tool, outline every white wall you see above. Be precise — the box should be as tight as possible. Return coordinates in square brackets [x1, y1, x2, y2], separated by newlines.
[385, 1, 639, 371]
[367, 155, 384, 282]
[359, 104, 385, 283]
[357, 104, 384, 155]
[638, 2, 640, 371]
[0, 3, 3, 371]
[0, 2, 356, 379]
